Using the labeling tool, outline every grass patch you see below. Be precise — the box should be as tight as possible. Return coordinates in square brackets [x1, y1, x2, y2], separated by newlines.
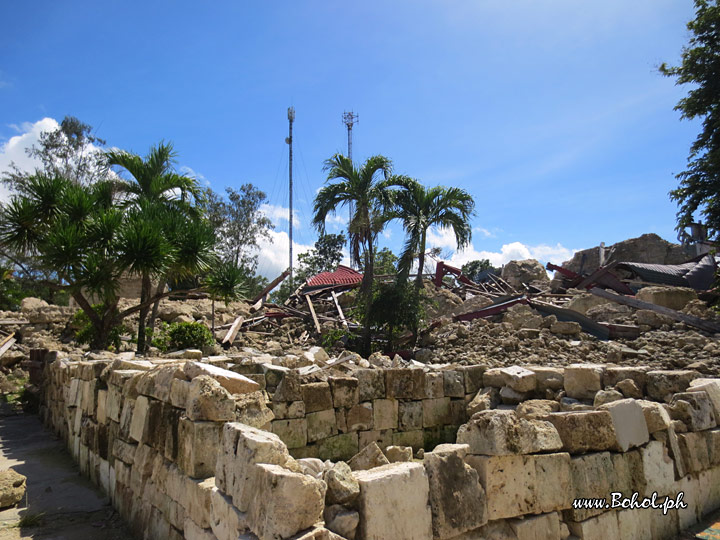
[16, 512, 45, 528]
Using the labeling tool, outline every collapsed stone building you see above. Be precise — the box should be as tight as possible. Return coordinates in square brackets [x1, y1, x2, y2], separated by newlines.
[2, 233, 720, 540]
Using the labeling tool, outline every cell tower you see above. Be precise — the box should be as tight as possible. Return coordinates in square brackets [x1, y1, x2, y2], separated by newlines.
[342, 111, 358, 266]
[286, 107, 295, 283]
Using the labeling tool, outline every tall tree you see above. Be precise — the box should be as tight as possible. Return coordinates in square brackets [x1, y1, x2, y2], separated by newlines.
[392, 179, 474, 289]
[660, 0, 720, 240]
[461, 259, 496, 283]
[312, 154, 398, 355]
[106, 142, 207, 352]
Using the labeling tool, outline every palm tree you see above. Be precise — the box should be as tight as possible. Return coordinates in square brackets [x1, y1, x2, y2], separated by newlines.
[393, 179, 475, 289]
[312, 154, 398, 355]
[106, 142, 203, 353]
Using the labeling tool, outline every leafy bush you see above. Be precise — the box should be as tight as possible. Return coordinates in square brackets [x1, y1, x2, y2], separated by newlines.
[166, 321, 214, 350]
[73, 305, 125, 351]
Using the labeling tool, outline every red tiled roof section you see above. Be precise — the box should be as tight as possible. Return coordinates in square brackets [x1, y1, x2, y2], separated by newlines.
[306, 265, 363, 287]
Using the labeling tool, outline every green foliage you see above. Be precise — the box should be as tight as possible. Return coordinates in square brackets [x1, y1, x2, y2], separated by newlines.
[205, 260, 250, 305]
[461, 259, 497, 282]
[166, 321, 214, 350]
[365, 280, 427, 351]
[150, 322, 171, 352]
[72, 305, 126, 351]
[660, 0, 720, 241]
[374, 247, 398, 275]
[321, 327, 355, 350]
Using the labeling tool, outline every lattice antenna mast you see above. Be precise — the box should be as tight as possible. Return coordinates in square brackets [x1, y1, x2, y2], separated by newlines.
[286, 107, 295, 284]
[342, 111, 358, 267]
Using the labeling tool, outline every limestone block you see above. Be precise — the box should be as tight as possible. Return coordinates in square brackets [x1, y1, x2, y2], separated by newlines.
[329, 377, 359, 408]
[177, 417, 222, 479]
[567, 511, 620, 540]
[688, 379, 720, 421]
[185, 375, 236, 422]
[508, 512, 562, 540]
[456, 410, 562, 455]
[707, 429, 720, 466]
[598, 398, 649, 451]
[106, 386, 123, 422]
[348, 441, 389, 471]
[640, 440, 675, 496]
[354, 462, 433, 540]
[385, 369, 426, 399]
[423, 397, 451, 427]
[603, 366, 648, 392]
[668, 391, 717, 431]
[617, 379, 643, 399]
[325, 461, 360, 505]
[527, 366, 564, 392]
[467, 387, 500, 416]
[346, 402, 373, 431]
[97, 389, 108, 424]
[113, 439, 138, 464]
[646, 370, 700, 402]
[593, 389, 624, 407]
[307, 409, 338, 443]
[677, 431, 710, 474]
[649, 506, 679, 540]
[424, 447, 487, 538]
[149, 365, 187, 402]
[565, 452, 614, 521]
[324, 504, 359, 540]
[372, 399, 398, 431]
[184, 476, 214, 529]
[499, 366, 537, 393]
[248, 464, 326, 540]
[398, 400, 423, 430]
[637, 400, 671, 433]
[384, 445, 413, 463]
[392, 429, 424, 451]
[356, 369, 385, 401]
[483, 368, 506, 388]
[544, 411, 618, 453]
[443, 370, 465, 397]
[210, 487, 249, 540]
[423, 372, 444, 399]
[129, 395, 163, 444]
[635, 286, 697, 310]
[564, 364, 604, 400]
[458, 365, 486, 395]
[184, 360, 259, 394]
[466, 454, 536, 520]
[515, 399, 559, 419]
[533, 453, 572, 513]
[616, 508, 652, 540]
[183, 518, 215, 540]
[272, 418, 308, 449]
[317, 433, 359, 461]
[302, 382, 334, 413]
[273, 371, 302, 402]
[0, 469, 26, 509]
[358, 429, 393, 452]
[235, 390, 274, 429]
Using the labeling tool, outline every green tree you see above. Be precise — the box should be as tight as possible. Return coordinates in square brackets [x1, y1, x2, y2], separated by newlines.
[312, 154, 399, 355]
[461, 259, 495, 282]
[106, 142, 208, 352]
[392, 179, 474, 289]
[374, 247, 398, 275]
[205, 259, 250, 333]
[660, 0, 720, 240]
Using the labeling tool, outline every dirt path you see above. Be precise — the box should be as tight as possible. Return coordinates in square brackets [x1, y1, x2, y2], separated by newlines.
[0, 404, 134, 539]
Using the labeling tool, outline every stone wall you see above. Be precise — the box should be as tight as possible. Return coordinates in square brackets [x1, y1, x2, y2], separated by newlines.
[36, 351, 720, 539]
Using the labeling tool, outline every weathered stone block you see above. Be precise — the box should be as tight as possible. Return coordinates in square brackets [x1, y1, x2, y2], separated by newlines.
[356, 369, 385, 401]
[424, 446, 487, 539]
[307, 409, 338, 443]
[399, 401, 423, 430]
[646, 370, 699, 402]
[358, 429, 393, 452]
[317, 432, 359, 461]
[184, 361, 259, 394]
[499, 366, 536, 393]
[386, 369, 426, 399]
[425, 372, 445, 399]
[567, 510, 620, 540]
[272, 418, 308, 449]
[177, 417, 222, 479]
[329, 377, 359, 408]
[458, 365, 486, 395]
[527, 366, 564, 392]
[209, 487, 249, 540]
[422, 397, 451, 427]
[598, 398, 649, 451]
[373, 399, 398, 431]
[393, 430, 424, 451]
[564, 363, 604, 400]
[354, 462, 433, 540]
[544, 411, 618, 453]
[677, 431, 711, 474]
[348, 441, 389, 471]
[457, 410, 562, 455]
[346, 402, 373, 431]
[668, 391, 717, 431]
[533, 453, 572, 513]
[302, 382, 333, 413]
[443, 371, 465, 398]
[466, 454, 536, 520]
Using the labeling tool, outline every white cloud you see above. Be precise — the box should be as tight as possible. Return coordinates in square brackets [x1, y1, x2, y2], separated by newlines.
[0, 117, 60, 202]
[254, 229, 313, 279]
[179, 165, 210, 187]
[260, 203, 300, 228]
[474, 226, 495, 238]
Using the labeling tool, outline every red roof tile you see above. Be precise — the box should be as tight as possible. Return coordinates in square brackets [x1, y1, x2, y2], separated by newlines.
[305, 265, 363, 288]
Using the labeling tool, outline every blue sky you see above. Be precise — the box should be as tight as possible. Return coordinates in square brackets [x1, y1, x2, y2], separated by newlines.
[0, 1, 701, 277]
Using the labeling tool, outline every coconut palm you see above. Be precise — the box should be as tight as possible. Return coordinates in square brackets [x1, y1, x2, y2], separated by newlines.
[312, 154, 398, 355]
[393, 179, 475, 289]
[106, 142, 206, 353]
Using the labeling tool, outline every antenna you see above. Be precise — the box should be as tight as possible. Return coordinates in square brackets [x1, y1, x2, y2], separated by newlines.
[286, 107, 295, 284]
[342, 111, 358, 267]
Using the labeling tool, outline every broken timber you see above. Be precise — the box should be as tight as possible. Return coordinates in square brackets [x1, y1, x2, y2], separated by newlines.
[305, 295, 322, 333]
[331, 291, 348, 328]
[222, 316, 245, 345]
[589, 287, 720, 334]
[0, 333, 16, 358]
[250, 268, 290, 304]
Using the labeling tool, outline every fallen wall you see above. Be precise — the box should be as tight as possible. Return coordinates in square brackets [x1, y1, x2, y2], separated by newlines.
[36, 350, 720, 540]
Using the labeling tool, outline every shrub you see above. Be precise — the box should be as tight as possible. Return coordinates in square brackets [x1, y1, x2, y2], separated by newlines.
[73, 305, 125, 351]
[167, 321, 214, 350]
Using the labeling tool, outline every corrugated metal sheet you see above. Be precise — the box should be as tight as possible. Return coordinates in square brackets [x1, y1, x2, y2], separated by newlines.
[305, 265, 363, 288]
[616, 254, 717, 290]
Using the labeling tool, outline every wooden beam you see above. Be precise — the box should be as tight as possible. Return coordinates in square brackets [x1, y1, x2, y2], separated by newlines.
[251, 268, 290, 304]
[589, 287, 720, 334]
[222, 316, 245, 345]
[305, 295, 322, 333]
[0, 334, 16, 358]
[331, 291, 348, 328]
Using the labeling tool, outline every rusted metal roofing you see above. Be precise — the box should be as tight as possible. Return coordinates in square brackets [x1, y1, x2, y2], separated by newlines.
[305, 265, 363, 288]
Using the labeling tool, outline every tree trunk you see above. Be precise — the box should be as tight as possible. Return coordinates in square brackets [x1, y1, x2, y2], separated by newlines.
[147, 277, 167, 335]
[361, 235, 375, 357]
[136, 273, 152, 354]
[211, 298, 216, 336]
[415, 230, 427, 290]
